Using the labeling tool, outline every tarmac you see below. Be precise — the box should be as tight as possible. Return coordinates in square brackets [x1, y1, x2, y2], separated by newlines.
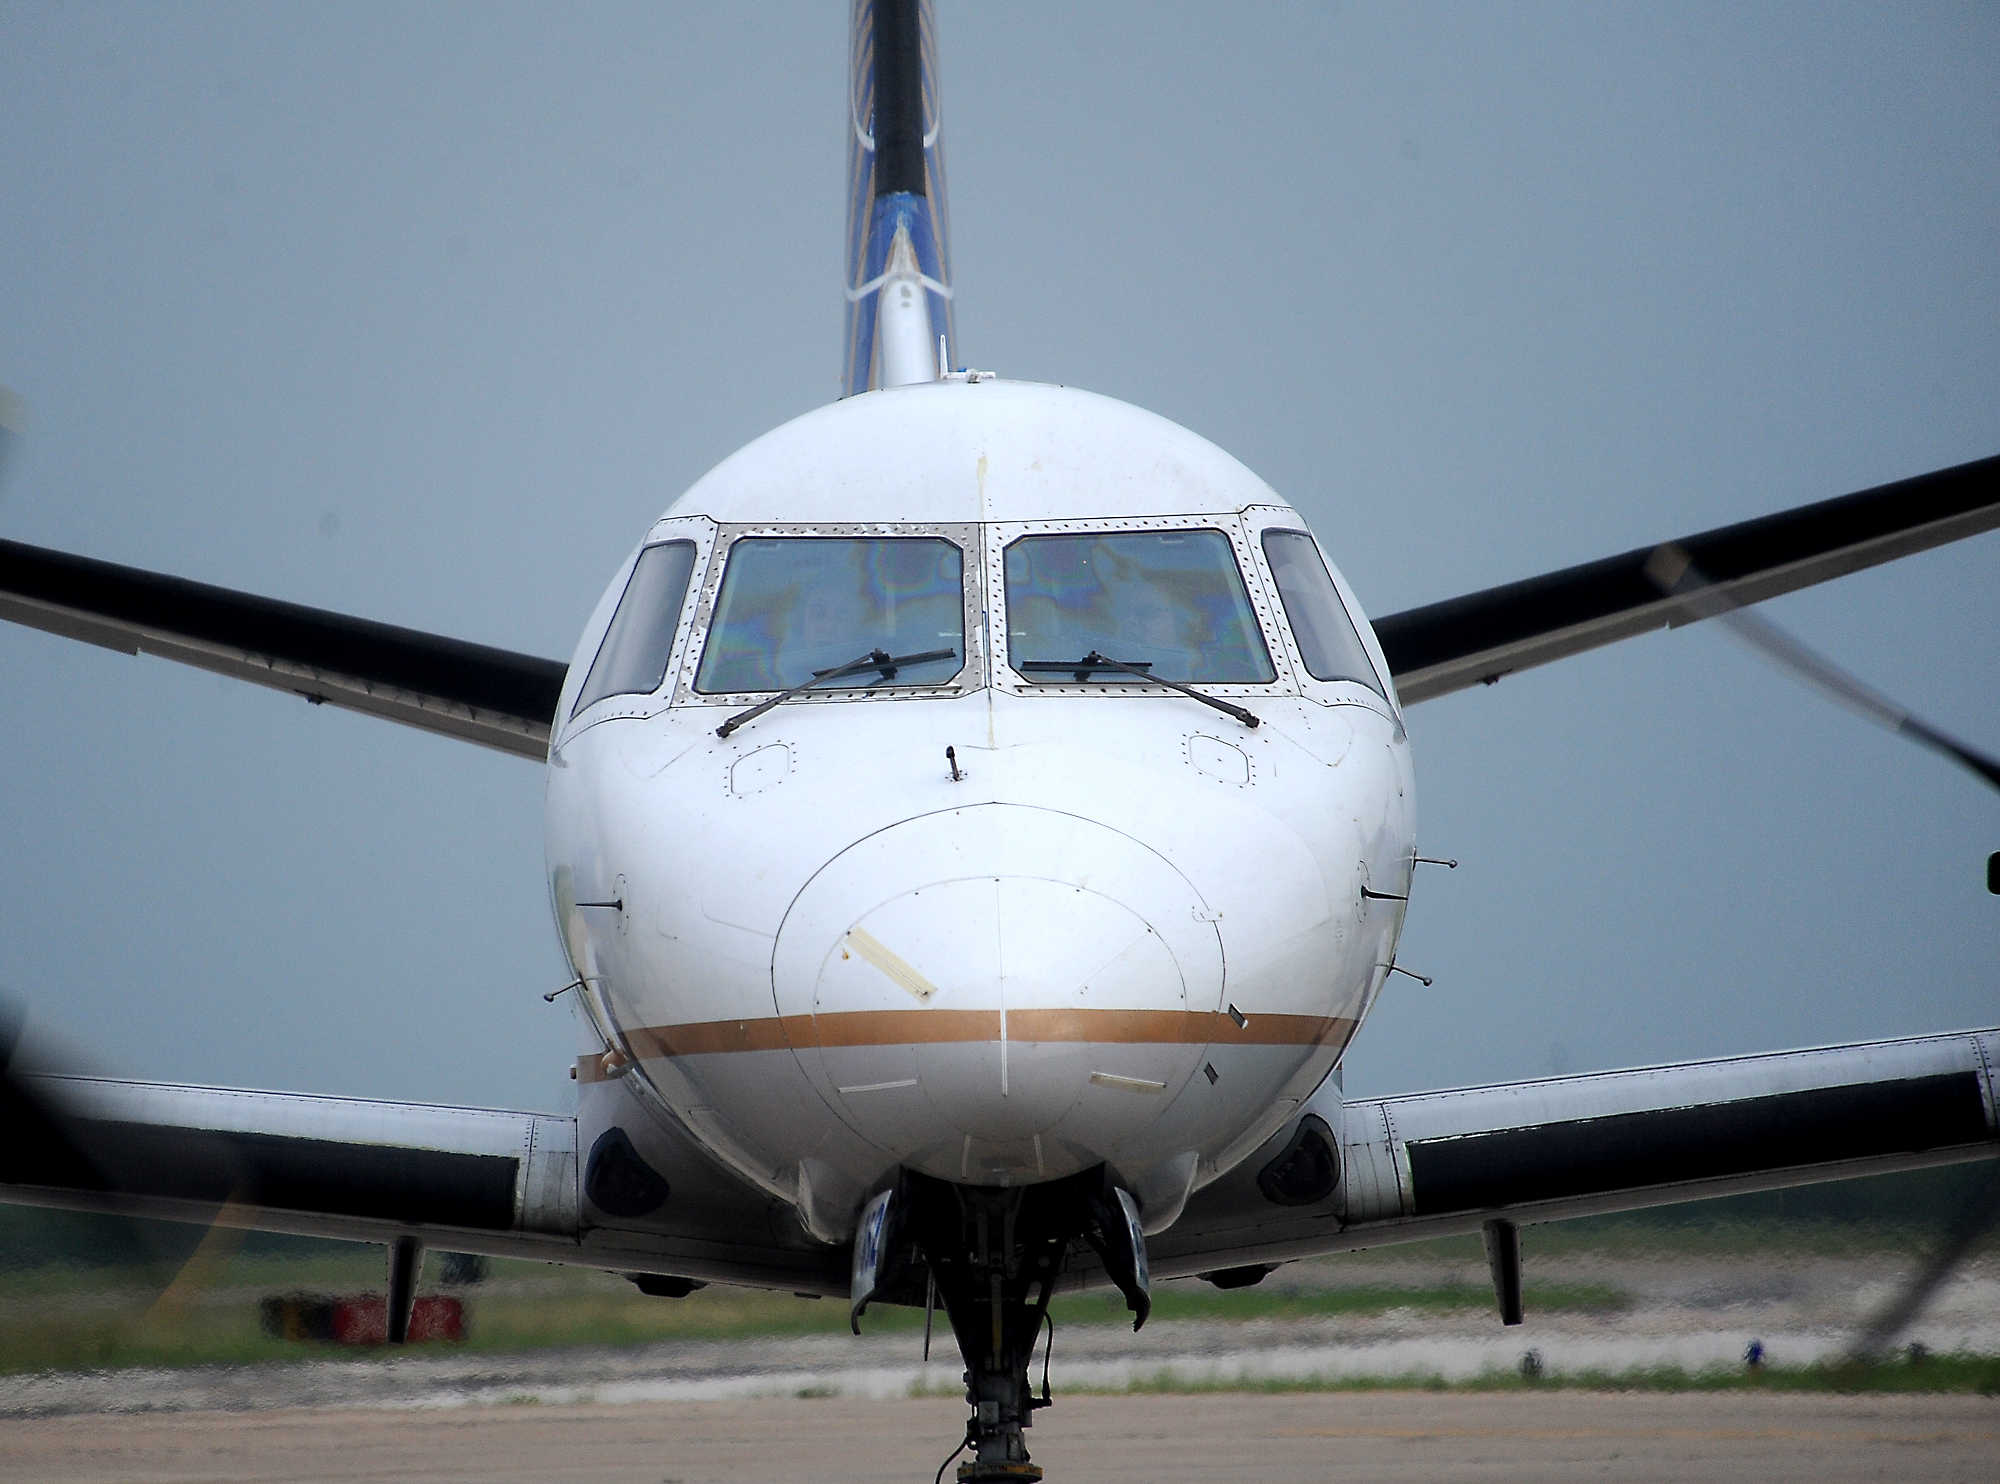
[4, 1391, 1998, 1484]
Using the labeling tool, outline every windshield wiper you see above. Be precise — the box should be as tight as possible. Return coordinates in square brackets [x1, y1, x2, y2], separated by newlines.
[715, 647, 957, 739]
[1016, 651, 1260, 729]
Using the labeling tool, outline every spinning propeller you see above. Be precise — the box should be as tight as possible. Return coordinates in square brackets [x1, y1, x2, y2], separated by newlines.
[0, 997, 257, 1329]
[1643, 547, 2000, 1355]
[1646, 541, 2000, 899]
[0, 998, 169, 1279]
[1645, 544, 2000, 798]
[1842, 1161, 2000, 1365]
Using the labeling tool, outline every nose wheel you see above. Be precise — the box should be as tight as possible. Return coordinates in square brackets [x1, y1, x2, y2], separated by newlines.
[855, 1168, 1152, 1483]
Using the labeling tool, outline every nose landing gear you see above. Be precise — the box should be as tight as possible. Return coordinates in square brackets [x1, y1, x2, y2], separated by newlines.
[852, 1167, 1152, 1483]
[923, 1183, 1063, 1482]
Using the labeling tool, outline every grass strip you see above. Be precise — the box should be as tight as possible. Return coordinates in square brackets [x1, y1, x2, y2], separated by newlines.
[0, 1276, 1628, 1377]
[1080, 1353, 2000, 1396]
[1054, 1280, 1626, 1326]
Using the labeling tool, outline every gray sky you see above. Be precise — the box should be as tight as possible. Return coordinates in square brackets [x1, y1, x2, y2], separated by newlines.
[1, 2, 1995, 1116]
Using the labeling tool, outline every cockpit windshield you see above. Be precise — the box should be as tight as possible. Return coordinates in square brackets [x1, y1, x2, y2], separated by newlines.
[694, 536, 965, 693]
[1260, 530, 1387, 698]
[571, 539, 698, 717]
[1003, 530, 1275, 684]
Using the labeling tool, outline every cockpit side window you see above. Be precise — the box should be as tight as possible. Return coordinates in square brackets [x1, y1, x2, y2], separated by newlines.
[1260, 529, 1386, 699]
[1003, 530, 1276, 683]
[571, 540, 699, 717]
[694, 536, 965, 693]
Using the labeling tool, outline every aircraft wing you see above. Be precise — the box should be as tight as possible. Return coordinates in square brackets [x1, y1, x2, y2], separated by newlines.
[5, 455, 1995, 744]
[0, 1073, 848, 1294]
[0, 539, 566, 759]
[5, 1029, 1995, 1300]
[1374, 452, 2000, 704]
[1148, 1024, 2000, 1282]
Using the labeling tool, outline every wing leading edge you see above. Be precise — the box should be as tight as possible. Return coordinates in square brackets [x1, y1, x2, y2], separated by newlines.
[1374, 452, 2000, 704]
[0, 538, 566, 758]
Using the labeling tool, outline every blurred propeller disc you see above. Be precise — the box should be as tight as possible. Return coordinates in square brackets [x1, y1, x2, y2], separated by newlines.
[1641, 550, 2000, 1357]
[1, 993, 166, 1276]
[2, 992, 250, 1304]
[1646, 543, 2000, 795]
[1843, 1160, 2000, 1364]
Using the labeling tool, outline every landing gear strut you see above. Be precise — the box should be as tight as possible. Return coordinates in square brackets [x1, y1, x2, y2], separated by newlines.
[852, 1168, 1151, 1483]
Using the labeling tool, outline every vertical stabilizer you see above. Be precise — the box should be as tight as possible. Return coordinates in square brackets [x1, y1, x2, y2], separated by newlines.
[843, 0, 954, 394]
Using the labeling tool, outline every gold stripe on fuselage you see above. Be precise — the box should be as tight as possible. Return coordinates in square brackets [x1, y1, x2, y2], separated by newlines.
[624, 1010, 1356, 1059]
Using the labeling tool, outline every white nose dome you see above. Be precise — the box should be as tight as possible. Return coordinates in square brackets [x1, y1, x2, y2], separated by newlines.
[772, 804, 1225, 1184]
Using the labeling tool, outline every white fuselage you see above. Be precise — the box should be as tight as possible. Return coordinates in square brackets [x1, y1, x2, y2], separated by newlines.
[545, 380, 1414, 1242]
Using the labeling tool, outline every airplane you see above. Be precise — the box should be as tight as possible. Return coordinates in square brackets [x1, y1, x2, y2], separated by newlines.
[2, 5, 1997, 1482]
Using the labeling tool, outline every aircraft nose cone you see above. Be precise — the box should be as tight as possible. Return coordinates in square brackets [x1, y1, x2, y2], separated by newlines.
[841, 876, 1181, 1140]
[773, 805, 1224, 1185]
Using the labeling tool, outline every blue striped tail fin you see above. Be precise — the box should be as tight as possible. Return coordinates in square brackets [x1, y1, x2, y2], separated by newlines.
[843, 0, 954, 394]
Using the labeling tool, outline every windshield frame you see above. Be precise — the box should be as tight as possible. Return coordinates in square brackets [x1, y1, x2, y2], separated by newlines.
[558, 514, 720, 740]
[676, 522, 986, 707]
[990, 514, 1295, 700]
[1241, 505, 1401, 715]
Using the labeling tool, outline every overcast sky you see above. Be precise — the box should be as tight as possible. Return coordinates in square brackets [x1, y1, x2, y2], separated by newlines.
[1, 3, 1995, 1116]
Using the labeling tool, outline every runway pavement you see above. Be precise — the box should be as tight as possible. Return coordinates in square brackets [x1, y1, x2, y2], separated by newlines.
[3, 1392, 1997, 1484]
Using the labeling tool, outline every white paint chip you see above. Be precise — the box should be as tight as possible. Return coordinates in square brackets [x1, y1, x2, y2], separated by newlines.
[845, 927, 938, 1003]
[1089, 1071, 1167, 1094]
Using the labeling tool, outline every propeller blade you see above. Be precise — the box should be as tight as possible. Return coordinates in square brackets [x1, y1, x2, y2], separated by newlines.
[143, 1193, 252, 1328]
[1, 997, 167, 1276]
[0, 384, 23, 491]
[2, 994, 246, 1295]
[1645, 544, 2000, 795]
[1843, 1160, 2000, 1363]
